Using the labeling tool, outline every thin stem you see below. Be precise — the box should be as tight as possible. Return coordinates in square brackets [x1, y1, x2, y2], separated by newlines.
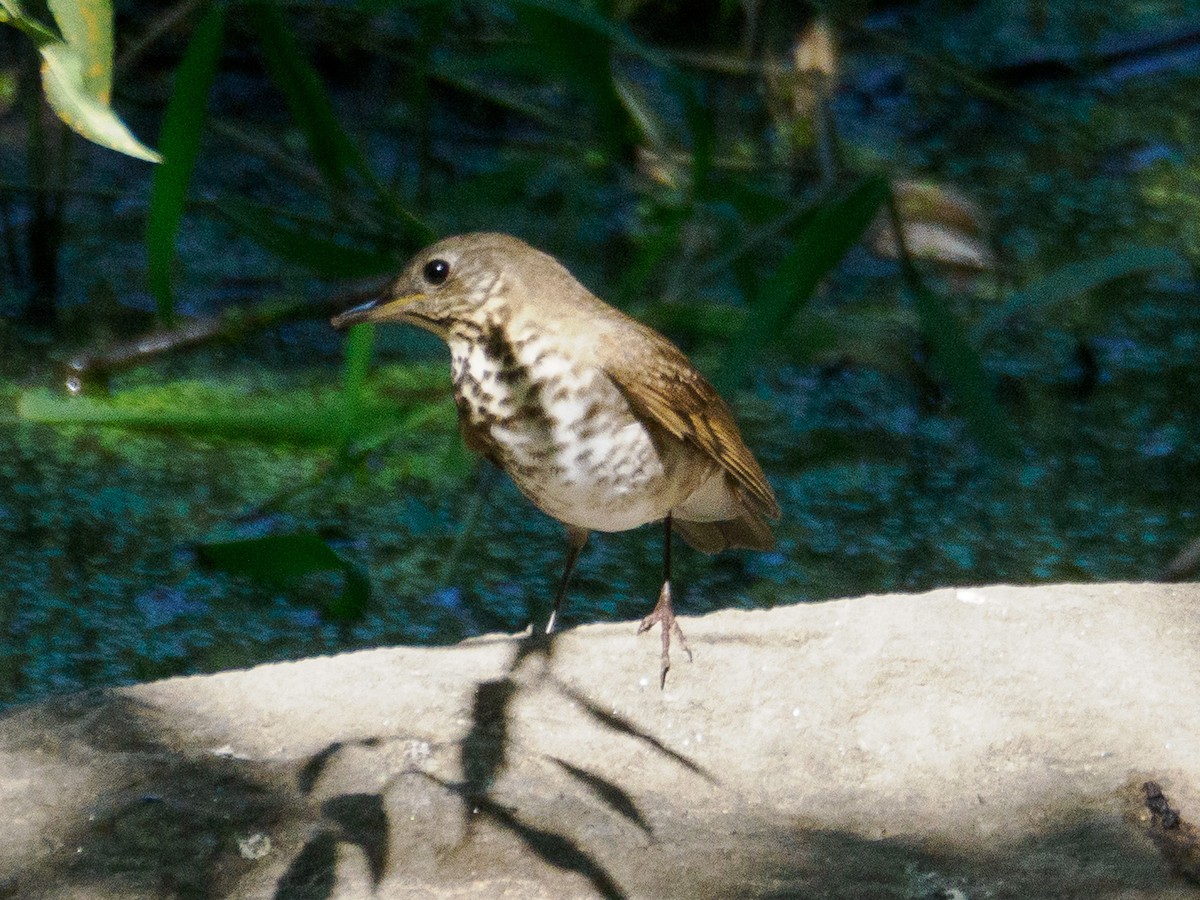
[116, 0, 205, 74]
[662, 513, 673, 584]
[0, 191, 20, 282]
[436, 465, 496, 590]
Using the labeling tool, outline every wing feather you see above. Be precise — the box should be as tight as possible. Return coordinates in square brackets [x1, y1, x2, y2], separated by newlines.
[602, 331, 781, 521]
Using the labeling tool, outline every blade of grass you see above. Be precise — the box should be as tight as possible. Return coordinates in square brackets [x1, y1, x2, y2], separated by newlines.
[509, 0, 669, 68]
[339, 322, 375, 457]
[146, 4, 224, 325]
[245, 0, 360, 189]
[716, 175, 888, 390]
[973, 246, 1189, 339]
[244, 0, 432, 244]
[886, 187, 1018, 459]
[906, 278, 1019, 458]
[678, 73, 714, 200]
[461, 1, 646, 161]
[17, 381, 451, 447]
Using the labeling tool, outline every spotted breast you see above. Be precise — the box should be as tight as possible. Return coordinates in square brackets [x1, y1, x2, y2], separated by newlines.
[447, 314, 696, 533]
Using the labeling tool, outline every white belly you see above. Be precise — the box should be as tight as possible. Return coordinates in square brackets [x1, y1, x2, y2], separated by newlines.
[450, 334, 680, 532]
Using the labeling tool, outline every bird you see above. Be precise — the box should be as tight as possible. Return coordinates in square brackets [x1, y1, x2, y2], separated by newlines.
[332, 232, 780, 686]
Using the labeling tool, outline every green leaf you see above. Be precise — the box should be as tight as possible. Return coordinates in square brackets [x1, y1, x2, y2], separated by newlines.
[339, 323, 375, 456]
[1, 0, 61, 46]
[16, 380, 450, 447]
[907, 278, 1018, 458]
[509, 0, 667, 66]
[243, 0, 432, 245]
[198, 533, 370, 621]
[678, 74, 714, 199]
[246, 0, 364, 189]
[716, 176, 889, 389]
[974, 246, 1190, 338]
[218, 198, 401, 277]
[146, 5, 225, 326]
[882, 185, 1018, 459]
[461, 0, 643, 160]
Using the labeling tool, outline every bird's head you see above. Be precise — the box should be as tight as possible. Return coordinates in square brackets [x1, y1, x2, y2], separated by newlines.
[331, 232, 554, 338]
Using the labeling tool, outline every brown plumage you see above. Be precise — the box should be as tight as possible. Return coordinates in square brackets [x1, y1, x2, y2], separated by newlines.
[602, 331, 780, 552]
[332, 232, 779, 685]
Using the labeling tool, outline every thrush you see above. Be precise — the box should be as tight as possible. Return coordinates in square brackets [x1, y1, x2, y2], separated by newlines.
[332, 232, 780, 685]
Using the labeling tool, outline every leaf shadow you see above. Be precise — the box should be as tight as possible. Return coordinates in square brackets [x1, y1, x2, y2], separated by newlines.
[553, 677, 716, 783]
[273, 829, 338, 900]
[547, 755, 653, 836]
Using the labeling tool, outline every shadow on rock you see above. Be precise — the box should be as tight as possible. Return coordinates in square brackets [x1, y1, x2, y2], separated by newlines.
[0, 691, 296, 900]
[3, 642, 1197, 899]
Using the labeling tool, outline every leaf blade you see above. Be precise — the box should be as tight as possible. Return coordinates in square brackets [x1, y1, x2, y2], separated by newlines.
[198, 533, 371, 621]
[716, 176, 889, 389]
[907, 279, 1018, 458]
[339, 322, 375, 456]
[246, 0, 364, 188]
[39, 42, 161, 161]
[146, 5, 225, 325]
[46, 0, 112, 101]
[16, 382, 450, 448]
[0, 0, 61, 46]
[974, 246, 1190, 338]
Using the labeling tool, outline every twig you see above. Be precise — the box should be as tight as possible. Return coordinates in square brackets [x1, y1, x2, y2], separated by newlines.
[115, 0, 206, 74]
[61, 283, 382, 394]
[208, 119, 373, 231]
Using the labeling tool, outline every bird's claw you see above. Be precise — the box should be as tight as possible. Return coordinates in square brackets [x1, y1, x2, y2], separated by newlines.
[638, 581, 691, 688]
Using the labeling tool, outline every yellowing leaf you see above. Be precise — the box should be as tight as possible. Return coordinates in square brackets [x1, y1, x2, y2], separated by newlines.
[39, 42, 161, 162]
[10, 0, 159, 160]
[794, 17, 836, 79]
[47, 0, 112, 102]
[871, 180, 993, 271]
[872, 220, 994, 271]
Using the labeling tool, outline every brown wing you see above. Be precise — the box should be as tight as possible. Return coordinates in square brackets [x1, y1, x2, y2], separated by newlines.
[602, 331, 781, 521]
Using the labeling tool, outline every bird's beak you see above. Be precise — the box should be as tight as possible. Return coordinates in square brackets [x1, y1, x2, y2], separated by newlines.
[330, 292, 425, 329]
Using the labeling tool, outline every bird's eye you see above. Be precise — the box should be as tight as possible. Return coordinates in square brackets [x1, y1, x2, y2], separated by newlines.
[423, 259, 450, 286]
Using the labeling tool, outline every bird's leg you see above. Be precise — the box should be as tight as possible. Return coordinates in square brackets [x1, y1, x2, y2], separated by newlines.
[638, 514, 692, 687]
[546, 526, 589, 634]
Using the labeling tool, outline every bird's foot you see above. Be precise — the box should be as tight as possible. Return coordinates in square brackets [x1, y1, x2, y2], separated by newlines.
[637, 580, 691, 688]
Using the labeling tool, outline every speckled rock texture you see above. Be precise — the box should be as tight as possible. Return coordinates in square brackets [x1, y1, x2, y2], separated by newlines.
[2, 582, 1199, 898]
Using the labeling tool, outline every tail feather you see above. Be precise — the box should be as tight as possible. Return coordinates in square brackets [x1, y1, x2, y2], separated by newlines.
[673, 510, 775, 554]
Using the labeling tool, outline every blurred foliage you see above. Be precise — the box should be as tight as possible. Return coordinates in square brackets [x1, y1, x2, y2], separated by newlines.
[198, 533, 370, 621]
[715, 175, 889, 390]
[17, 367, 451, 447]
[147, 3, 223, 325]
[1, 0, 1199, 703]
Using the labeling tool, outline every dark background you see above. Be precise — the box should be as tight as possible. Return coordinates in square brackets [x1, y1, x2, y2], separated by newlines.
[0, 0, 1197, 708]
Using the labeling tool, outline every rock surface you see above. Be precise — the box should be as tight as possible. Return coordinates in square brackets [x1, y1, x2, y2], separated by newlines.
[2, 582, 1200, 898]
